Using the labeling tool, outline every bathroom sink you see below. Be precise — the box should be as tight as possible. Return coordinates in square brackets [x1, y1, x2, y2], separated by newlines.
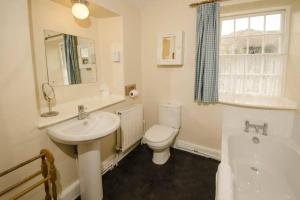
[47, 111, 120, 200]
[47, 112, 120, 145]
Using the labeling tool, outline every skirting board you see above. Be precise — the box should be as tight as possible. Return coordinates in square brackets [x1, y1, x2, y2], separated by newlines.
[102, 154, 116, 175]
[173, 139, 221, 161]
[59, 144, 139, 200]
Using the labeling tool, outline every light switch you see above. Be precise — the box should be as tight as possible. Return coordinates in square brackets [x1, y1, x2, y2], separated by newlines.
[112, 51, 120, 62]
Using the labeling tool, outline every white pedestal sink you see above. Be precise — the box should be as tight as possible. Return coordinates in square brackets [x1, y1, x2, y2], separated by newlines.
[47, 112, 120, 200]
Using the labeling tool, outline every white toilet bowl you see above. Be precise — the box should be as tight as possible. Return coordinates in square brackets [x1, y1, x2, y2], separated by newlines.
[144, 125, 179, 165]
[144, 103, 181, 165]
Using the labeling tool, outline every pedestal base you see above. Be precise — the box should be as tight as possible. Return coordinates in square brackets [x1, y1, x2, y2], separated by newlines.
[77, 140, 103, 200]
[152, 148, 170, 165]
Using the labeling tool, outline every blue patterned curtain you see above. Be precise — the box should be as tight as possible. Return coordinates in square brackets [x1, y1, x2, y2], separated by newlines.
[64, 34, 82, 84]
[194, 2, 220, 103]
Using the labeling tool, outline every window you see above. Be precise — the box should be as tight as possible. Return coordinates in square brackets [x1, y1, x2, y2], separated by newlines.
[219, 10, 288, 97]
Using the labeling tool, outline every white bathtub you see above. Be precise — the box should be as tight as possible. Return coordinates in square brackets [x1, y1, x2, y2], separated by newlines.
[216, 133, 300, 200]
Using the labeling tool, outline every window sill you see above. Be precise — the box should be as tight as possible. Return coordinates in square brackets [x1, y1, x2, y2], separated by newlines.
[219, 95, 298, 110]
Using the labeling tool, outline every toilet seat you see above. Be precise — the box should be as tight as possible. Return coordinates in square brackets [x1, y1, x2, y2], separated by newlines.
[144, 125, 176, 143]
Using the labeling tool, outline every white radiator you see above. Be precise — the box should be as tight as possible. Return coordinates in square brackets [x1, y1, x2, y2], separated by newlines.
[116, 104, 144, 152]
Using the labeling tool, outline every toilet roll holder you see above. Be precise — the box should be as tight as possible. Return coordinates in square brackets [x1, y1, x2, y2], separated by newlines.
[125, 84, 136, 96]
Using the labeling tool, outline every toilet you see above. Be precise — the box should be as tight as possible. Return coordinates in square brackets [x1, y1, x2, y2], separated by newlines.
[144, 103, 181, 165]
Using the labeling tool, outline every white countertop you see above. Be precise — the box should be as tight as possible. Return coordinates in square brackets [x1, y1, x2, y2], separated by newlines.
[38, 94, 125, 128]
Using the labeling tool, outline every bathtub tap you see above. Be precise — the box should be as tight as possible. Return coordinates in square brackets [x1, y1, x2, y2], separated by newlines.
[244, 120, 268, 136]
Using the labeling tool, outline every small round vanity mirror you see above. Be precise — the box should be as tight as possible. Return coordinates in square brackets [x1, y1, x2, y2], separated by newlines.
[42, 83, 55, 101]
[41, 83, 59, 117]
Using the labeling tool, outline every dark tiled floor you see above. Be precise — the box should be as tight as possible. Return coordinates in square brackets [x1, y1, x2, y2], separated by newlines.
[77, 145, 219, 200]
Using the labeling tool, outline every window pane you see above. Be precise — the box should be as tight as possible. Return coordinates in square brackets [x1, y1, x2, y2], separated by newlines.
[233, 38, 247, 54]
[261, 76, 281, 96]
[264, 55, 283, 75]
[249, 37, 263, 54]
[233, 56, 247, 74]
[245, 76, 260, 94]
[220, 38, 235, 54]
[219, 75, 226, 93]
[233, 75, 245, 94]
[264, 36, 280, 53]
[219, 75, 232, 93]
[250, 16, 264, 34]
[247, 55, 262, 74]
[219, 12, 285, 97]
[219, 57, 232, 74]
[222, 19, 234, 37]
[235, 17, 249, 35]
[266, 14, 281, 33]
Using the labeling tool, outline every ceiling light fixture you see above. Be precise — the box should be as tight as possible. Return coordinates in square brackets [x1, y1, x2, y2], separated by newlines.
[71, 0, 89, 20]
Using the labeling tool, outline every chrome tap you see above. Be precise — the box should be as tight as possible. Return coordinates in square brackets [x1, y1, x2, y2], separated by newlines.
[244, 120, 268, 136]
[78, 105, 89, 120]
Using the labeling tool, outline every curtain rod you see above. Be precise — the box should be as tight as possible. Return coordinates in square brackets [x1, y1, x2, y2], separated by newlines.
[45, 33, 64, 40]
[190, 0, 228, 7]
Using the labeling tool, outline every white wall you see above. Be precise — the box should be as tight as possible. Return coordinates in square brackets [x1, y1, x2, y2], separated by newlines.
[290, 0, 300, 143]
[222, 105, 295, 138]
[30, 0, 122, 107]
[0, 0, 141, 199]
[286, 0, 300, 113]
[0, 1, 77, 198]
[139, 0, 300, 152]
[141, 0, 223, 151]
[97, 16, 124, 95]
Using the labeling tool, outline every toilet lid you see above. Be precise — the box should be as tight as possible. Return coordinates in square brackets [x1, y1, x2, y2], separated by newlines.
[145, 125, 175, 143]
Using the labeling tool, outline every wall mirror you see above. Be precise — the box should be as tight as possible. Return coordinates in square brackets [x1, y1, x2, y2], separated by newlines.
[44, 30, 97, 86]
[157, 31, 184, 66]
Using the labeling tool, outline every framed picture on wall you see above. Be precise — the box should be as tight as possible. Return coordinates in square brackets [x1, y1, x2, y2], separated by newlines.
[157, 31, 184, 66]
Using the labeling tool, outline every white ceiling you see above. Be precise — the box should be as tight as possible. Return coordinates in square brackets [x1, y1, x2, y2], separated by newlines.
[127, 0, 150, 9]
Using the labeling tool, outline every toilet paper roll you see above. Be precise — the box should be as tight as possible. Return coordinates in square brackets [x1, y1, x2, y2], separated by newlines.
[129, 89, 139, 98]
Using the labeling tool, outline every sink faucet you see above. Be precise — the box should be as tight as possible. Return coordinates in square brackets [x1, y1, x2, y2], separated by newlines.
[78, 105, 89, 120]
[244, 120, 268, 136]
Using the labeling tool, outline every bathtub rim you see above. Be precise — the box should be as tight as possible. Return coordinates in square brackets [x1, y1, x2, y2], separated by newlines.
[217, 132, 300, 200]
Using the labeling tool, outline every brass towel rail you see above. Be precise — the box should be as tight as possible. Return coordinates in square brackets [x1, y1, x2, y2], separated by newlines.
[0, 149, 57, 200]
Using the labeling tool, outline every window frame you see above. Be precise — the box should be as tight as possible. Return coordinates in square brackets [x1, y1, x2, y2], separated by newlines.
[219, 6, 291, 97]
